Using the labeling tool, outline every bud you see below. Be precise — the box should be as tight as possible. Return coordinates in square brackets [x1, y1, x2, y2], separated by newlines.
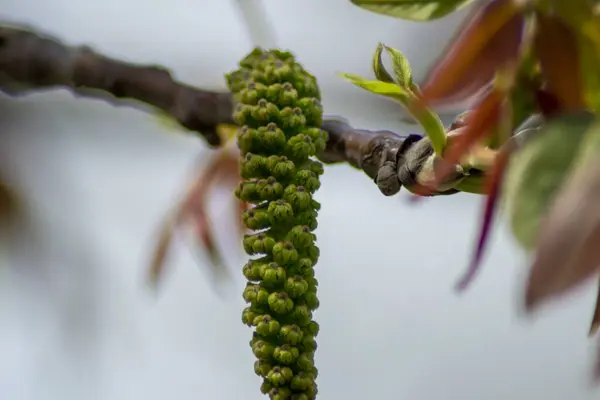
[240, 82, 268, 105]
[243, 283, 270, 305]
[260, 122, 287, 152]
[268, 291, 295, 314]
[297, 98, 323, 126]
[272, 241, 299, 265]
[284, 275, 309, 298]
[286, 134, 316, 160]
[290, 372, 314, 391]
[252, 339, 275, 360]
[279, 107, 307, 131]
[279, 324, 304, 345]
[260, 262, 287, 286]
[267, 200, 294, 225]
[286, 225, 315, 248]
[254, 360, 272, 377]
[242, 208, 271, 231]
[254, 314, 281, 336]
[240, 153, 266, 178]
[273, 344, 300, 364]
[294, 170, 320, 192]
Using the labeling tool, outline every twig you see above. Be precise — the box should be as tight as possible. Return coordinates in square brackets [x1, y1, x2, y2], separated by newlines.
[0, 23, 233, 147]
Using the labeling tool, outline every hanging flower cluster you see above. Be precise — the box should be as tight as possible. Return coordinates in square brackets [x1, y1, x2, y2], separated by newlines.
[226, 47, 327, 400]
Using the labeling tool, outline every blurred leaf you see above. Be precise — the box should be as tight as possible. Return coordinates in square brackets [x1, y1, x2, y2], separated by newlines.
[383, 45, 412, 87]
[524, 144, 600, 312]
[349, 0, 477, 21]
[503, 112, 595, 251]
[337, 72, 409, 102]
[534, 12, 585, 111]
[372, 43, 395, 83]
[419, 0, 525, 107]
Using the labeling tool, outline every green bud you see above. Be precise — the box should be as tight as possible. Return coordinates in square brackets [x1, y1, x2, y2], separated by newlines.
[295, 210, 318, 230]
[296, 258, 313, 276]
[260, 262, 287, 286]
[279, 324, 304, 346]
[267, 200, 294, 225]
[266, 366, 294, 386]
[295, 76, 319, 99]
[260, 380, 273, 395]
[239, 82, 268, 105]
[236, 179, 260, 203]
[242, 306, 259, 326]
[296, 98, 323, 126]
[252, 339, 275, 360]
[283, 184, 313, 212]
[279, 107, 307, 131]
[254, 314, 281, 336]
[305, 245, 320, 264]
[243, 232, 276, 255]
[301, 335, 317, 352]
[284, 276, 309, 298]
[273, 344, 300, 365]
[286, 225, 315, 248]
[272, 241, 299, 265]
[304, 290, 320, 310]
[290, 372, 314, 391]
[291, 393, 310, 400]
[250, 99, 279, 125]
[233, 104, 254, 126]
[286, 134, 315, 160]
[271, 157, 296, 179]
[256, 176, 284, 200]
[242, 283, 269, 305]
[268, 291, 295, 314]
[259, 122, 287, 152]
[266, 82, 299, 106]
[293, 170, 320, 192]
[240, 153, 266, 178]
[289, 305, 311, 326]
[296, 352, 314, 372]
[242, 260, 262, 281]
[254, 360, 273, 377]
[268, 386, 293, 400]
[306, 321, 320, 337]
[242, 208, 271, 231]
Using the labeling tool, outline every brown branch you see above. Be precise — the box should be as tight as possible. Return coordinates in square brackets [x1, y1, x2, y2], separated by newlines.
[0, 23, 233, 147]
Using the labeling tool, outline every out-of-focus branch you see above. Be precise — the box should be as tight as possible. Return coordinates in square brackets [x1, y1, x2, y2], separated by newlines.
[0, 23, 233, 147]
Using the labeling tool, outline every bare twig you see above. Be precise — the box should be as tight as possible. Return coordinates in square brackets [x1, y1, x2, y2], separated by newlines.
[0, 23, 233, 147]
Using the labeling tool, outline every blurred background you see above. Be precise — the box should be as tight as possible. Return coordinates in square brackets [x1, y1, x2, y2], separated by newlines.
[0, 0, 597, 399]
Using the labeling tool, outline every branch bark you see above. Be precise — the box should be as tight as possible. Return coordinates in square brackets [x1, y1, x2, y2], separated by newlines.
[0, 23, 480, 196]
[0, 23, 233, 147]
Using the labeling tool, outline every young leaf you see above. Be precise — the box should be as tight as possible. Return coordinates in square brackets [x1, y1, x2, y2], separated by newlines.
[372, 43, 395, 83]
[349, 0, 477, 21]
[419, 0, 525, 107]
[337, 72, 409, 102]
[384, 45, 412, 87]
[503, 112, 595, 251]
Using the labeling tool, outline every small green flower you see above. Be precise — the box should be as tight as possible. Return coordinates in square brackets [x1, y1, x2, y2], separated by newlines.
[227, 47, 324, 399]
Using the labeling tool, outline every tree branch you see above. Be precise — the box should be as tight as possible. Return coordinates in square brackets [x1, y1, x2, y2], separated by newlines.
[0, 23, 478, 196]
[0, 23, 233, 147]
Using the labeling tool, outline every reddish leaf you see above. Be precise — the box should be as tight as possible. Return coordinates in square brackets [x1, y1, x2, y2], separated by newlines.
[534, 13, 585, 112]
[420, 0, 525, 107]
[524, 157, 600, 312]
[456, 145, 510, 291]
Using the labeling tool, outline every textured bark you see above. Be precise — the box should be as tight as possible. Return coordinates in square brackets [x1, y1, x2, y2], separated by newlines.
[0, 23, 234, 147]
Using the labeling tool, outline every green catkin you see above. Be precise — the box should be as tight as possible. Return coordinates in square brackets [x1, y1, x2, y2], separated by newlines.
[226, 48, 327, 400]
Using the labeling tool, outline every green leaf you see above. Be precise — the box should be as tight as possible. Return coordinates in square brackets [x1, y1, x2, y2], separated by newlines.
[503, 112, 596, 250]
[337, 72, 409, 102]
[455, 174, 486, 194]
[350, 0, 477, 21]
[372, 43, 395, 83]
[383, 45, 412, 87]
